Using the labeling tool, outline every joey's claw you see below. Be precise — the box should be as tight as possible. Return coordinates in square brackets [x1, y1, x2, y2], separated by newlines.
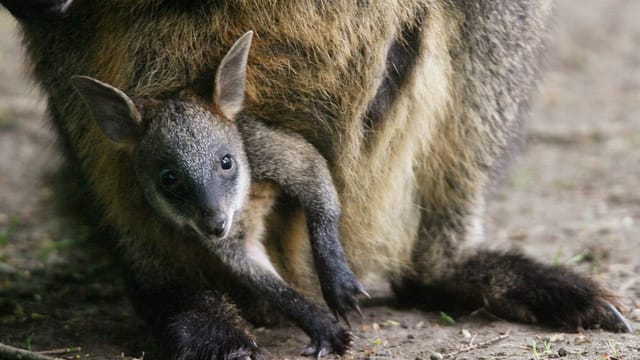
[226, 348, 266, 360]
[316, 348, 328, 359]
[340, 312, 352, 329]
[300, 347, 329, 360]
[301, 345, 325, 358]
[301, 346, 314, 357]
[227, 351, 251, 360]
[301, 326, 354, 358]
[321, 271, 369, 327]
[357, 282, 371, 298]
[333, 308, 353, 328]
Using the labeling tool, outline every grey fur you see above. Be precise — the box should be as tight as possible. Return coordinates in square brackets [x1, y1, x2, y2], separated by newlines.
[4, 0, 632, 358]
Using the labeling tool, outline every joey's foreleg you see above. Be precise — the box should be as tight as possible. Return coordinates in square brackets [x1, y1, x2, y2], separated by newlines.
[124, 269, 265, 360]
[239, 118, 366, 324]
[211, 240, 354, 358]
[1, 0, 73, 21]
[303, 192, 368, 325]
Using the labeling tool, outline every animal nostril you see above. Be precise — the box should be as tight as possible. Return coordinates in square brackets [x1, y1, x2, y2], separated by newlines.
[212, 213, 227, 236]
[213, 220, 226, 237]
[202, 211, 227, 237]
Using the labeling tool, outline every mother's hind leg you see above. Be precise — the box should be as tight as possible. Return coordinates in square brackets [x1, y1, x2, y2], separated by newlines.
[392, 193, 632, 332]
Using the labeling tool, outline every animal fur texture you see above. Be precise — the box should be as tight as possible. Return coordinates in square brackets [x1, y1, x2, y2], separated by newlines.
[68, 31, 364, 356]
[2, 0, 632, 358]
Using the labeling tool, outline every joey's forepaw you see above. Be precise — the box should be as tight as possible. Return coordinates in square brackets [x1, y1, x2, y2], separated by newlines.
[173, 333, 266, 360]
[169, 313, 266, 360]
[321, 269, 369, 327]
[301, 324, 354, 358]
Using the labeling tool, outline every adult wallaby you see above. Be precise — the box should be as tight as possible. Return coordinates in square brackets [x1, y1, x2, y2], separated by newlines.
[3, 0, 632, 359]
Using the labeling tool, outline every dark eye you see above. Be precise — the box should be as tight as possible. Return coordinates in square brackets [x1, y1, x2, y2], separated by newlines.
[220, 155, 234, 171]
[160, 169, 179, 188]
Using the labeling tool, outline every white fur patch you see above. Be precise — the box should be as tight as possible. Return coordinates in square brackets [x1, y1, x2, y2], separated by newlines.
[245, 239, 282, 280]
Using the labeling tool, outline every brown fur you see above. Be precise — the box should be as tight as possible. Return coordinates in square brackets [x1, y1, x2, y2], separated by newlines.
[19, 0, 441, 290]
[11, 0, 632, 357]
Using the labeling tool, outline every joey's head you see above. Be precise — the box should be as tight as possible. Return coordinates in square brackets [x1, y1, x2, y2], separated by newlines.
[71, 31, 255, 239]
[132, 99, 250, 239]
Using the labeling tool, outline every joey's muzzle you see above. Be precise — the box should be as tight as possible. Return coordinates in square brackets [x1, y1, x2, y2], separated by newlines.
[200, 209, 228, 238]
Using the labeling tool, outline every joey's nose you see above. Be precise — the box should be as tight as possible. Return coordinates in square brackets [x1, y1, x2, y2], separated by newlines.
[201, 210, 227, 237]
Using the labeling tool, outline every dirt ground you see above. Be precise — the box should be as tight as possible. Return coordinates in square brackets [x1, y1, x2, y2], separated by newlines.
[1, 1, 639, 359]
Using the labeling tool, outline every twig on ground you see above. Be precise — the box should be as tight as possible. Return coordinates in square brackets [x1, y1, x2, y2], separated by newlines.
[0, 343, 64, 360]
[469, 307, 509, 322]
[443, 333, 510, 359]
[37, 347, 81, 356]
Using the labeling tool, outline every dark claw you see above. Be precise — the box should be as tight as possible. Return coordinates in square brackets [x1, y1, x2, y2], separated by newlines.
[346, 330, 355, 343]
[357, 282, 371, 298]
[602, 301, 633, 333]
[226, 349, 251, 360]
[301, 326, 353, 358]
[332, 309, 352, 329]
[227, 347, 266, 360]
[321, 273, 368, 327]
[301, 346, 315, 357]
[316, 348, 328, 360]
[301, 345, 326, 358]
[340, 312, 352, 329]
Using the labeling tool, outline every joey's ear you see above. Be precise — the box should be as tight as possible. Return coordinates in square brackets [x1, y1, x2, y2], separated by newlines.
[214, 31, 253, 120]
[70, 75, 142, 143]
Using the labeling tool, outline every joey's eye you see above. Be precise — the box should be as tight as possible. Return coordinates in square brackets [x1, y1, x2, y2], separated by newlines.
[220, 155, 234, 171]
[160, 169, 179, 188]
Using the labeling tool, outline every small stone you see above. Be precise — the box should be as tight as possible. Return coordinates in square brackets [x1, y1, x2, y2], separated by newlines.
[430, 352, 443, 360]
[407, 334, 415, 339]
[557, 348, 568, 357]
[372, 322, 380, 330]
[630, 308, 640, 321]
[461, 328, 471, 338]
[547, 334, 566, 343]
[573, 335, 590, 345]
